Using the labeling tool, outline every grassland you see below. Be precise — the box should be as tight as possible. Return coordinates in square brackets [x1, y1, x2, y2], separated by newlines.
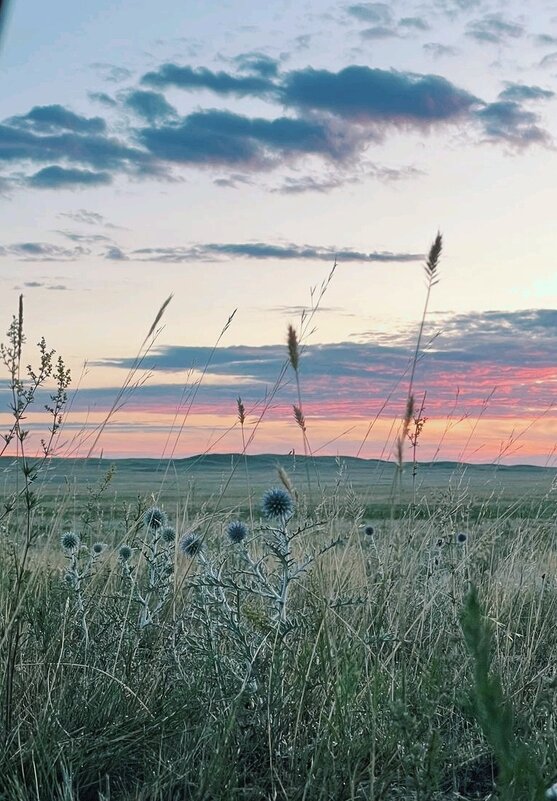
[0, 453, 556, 800]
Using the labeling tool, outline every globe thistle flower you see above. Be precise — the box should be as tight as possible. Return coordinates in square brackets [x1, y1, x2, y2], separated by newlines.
[118, 544, 133, 562]
[364, 525, 374, 537]
[143, 506, 167, 531]
[179, 532, 203, 558]
[226, 520, 248, 544]
[456, 531, 468, 545]
[63, 571, 77, 588]
[161, 525, 176, 544]
[61, 531, 80, 552]
[261, 487, 294, 520]
[91, 541, 106, 555]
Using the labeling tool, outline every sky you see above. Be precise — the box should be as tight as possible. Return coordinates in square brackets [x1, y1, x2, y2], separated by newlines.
[1, 0, 557, 463]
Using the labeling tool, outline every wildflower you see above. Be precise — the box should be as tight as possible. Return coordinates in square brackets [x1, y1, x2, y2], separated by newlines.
[91, 542, 106, 555]
[456, 532, 468, 544]
[143, 506, 167, 531]
[262, 487, 294, 520]
[179, 532, 203, 558]
[61, 531, 80, 552]
[161, 525, 176, 544]
[63, 571, 77, 587]
[118, 544, 133, 562]
[226, 520, 248, 544]
[364, 525, 374, 537]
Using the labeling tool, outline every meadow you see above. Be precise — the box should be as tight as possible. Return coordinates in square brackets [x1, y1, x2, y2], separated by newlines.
[1, 237, 557, 801]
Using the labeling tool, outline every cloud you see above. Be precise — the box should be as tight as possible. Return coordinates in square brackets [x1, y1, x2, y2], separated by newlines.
[360, 25, 399, 40]
[0, 113, 159, 181]
[466, 13, 524, 44]
[281, 66, 478, 124]
[233, 52, 280, 78]
[534, 34, 557, 47]
[398, 16, 430, 32]
[475, 101, 550, 147]
[1, 242, 87, 260]
[105, 241, 423, 263]
[56, 230, 112, 243]
[137, 109, 351, 168]
[90, 62, 133, 83]
[539, 51, 557, 68]
[346, 3, 393, 24]
[8, 104, 107, 135]
[2, 61, 550, 194]
[498, 83, 554, 103]
[28, 166, 112, 188]
[20, 281, 68, 290]
[423, 43, 459, 58]
[88, 309, 557, 419]
[141, 63, 275, 97]
[59, 209, 108, 225]
[124, 90, 177, 122]
[88, 92, 117, 107]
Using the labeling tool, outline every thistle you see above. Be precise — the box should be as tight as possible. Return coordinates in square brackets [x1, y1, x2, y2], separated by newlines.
[226, 520, 248, 544]
[143, 506, 167, 531]
[262, 487, 294, 520]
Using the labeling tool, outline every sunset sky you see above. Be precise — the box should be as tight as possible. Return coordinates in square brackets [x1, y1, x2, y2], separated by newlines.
[1, 0, 557, 463]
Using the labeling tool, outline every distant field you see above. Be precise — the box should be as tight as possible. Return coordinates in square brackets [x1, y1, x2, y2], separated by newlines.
[2, 453, 556, 521]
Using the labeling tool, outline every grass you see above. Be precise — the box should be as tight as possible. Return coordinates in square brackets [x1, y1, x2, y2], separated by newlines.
[1, 234, 556, 800]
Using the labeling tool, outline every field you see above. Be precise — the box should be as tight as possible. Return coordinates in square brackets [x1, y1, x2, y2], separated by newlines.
[1, 452, 557, 800]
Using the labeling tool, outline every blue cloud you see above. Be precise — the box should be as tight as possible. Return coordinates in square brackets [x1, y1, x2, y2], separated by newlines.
[28, 166, 112, 188]
[105, 241, 423, 263]
[346, 3, 392, 24]
[476, 101, 550, 147]
[125, 90, 177, 123]
[281, 66, 478, 123]
[141, 63, 275, 96]
[360, 26, 399, 40]
[8, 104, 107, 134]
[233, 52, 280, 78]
[466, 13, 524, 44]
[399, 17, 430, 32]
[498, 83, 554, 103]
[137, 109, 345, 167]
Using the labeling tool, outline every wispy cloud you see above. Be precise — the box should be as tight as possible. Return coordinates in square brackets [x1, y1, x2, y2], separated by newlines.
[84, 309, 557, 420]
[0, 242, 88, 260]
[104, 241, 423, 263]
[466, 13, 524, 45]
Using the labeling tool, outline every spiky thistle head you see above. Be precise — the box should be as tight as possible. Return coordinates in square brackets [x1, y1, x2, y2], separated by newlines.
[61, 531, 80, 552]
[118, 544, 133, 562]
[456, 531, 468, 544]
[262, 487, 294, 520]
[364, 525, 374, 537]
[161, 525, 176, 544]
[226, 520, 248, 544]
[179, 532, 203, 558]
[143, 506, 167, 531]
[91, 541, 106, 555]
[425, 232, 442, 287]
[287, 325, 299, 371]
